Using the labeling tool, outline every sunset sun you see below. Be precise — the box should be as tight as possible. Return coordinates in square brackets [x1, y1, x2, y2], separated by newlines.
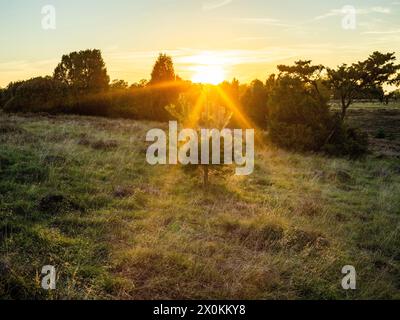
[189, 52, 226, 85]
[191, 65, 225, 85]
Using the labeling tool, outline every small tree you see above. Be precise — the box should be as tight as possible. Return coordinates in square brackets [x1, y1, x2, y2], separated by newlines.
[327, 51, 400, 120]
[166, 85, 233, 188]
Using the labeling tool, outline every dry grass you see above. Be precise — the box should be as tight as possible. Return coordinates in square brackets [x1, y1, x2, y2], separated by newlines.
[0, 106, 400, 299]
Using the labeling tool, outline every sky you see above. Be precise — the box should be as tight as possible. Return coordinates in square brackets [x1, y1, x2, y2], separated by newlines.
[1, 0, 400, 87]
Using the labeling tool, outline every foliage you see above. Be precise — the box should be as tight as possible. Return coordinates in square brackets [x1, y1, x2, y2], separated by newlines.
[267, 66, 333, 151]
[54, 49, 110, 94]
[166, 86, 233, 187]
[240, 79, 268, 127]
[327, 52, 400, 120]
[150, 53, 176, 84]
[322, 120, 369, 158]
[110, 79, 129, 90]
[2, 77, 70, 113]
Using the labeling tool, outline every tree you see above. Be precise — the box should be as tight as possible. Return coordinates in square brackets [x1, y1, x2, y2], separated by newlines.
[54, 49, 110, 93]
[150, 53, 176, 84]
[148, 54, 180, 121]
[166, 85, 233, 188]
[267, 75, 332, 151]
[277, 60, 326, 102]
[268, 60, 368, 156]
[110, 79, 128, 90]
[327, 51, 400, 120]
[240, 79, 268, 127]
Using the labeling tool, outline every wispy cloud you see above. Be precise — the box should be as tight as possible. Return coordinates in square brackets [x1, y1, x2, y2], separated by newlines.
[362, 29, 400, 35]
[233, 18, 294, 28]
[202, 0, 232, 11]
[315, 6, 391, 20]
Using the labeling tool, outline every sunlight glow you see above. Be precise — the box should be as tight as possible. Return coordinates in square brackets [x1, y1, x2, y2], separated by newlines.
[192, 65, 225, 85]
[189, 52, 227, 84]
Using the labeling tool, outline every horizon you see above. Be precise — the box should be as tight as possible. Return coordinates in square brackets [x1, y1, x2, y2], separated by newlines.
[1, 0, 400, 87]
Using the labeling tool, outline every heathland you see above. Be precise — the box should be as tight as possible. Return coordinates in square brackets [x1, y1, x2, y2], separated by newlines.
[1, 102, 399, 299]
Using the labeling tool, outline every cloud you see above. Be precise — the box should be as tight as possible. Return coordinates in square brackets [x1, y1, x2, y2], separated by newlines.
[202, 0, 232, 11]
[232, 18, 294, 28]
[314, 6, 391, 20]
[362, 29, 400, 35]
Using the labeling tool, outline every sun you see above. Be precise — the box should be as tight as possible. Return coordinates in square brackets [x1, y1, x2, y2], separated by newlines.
[192, 65, 225, 85]
[189, 52, 226, 85]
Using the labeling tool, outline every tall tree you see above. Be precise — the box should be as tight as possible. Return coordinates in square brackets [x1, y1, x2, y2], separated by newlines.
[54, 49, 110, 93]
[150, 53, 176, 84]
[148, 54, 179, 121]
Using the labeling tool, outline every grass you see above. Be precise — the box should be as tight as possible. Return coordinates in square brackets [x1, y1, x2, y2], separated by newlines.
[0, 104, 400, 300]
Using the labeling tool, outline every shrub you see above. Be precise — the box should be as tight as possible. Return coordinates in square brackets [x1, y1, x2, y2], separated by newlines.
[66, 92, 112, 117]
[267, 76, 333, 151]
[267, 75, 368, 157]
[3, 77, 69, 113]
[323, 123, 369, 158]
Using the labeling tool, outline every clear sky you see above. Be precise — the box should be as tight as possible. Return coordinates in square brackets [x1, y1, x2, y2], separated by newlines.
[1, 0, 400, 87]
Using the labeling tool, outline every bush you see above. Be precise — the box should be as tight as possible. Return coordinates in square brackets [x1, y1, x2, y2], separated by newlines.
[266, 76, 369, 157]
[3, 77, 69, 113]
[66, 92, 112, 117]
[323, 123, 369, 158]
[267, 76, 333, 151]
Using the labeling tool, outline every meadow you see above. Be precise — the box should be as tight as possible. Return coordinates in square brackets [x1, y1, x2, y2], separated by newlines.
[0, 102, 399, 300]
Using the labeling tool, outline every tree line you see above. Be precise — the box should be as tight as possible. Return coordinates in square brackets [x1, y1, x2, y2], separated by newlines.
[0, 49, 399, 157]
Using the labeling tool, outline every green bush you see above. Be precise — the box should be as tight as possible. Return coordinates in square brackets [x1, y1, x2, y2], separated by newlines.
[267, 75, 368, 157]
[66, 93, 112, 117]
[323, 123, 369, 158]
[3, 77, 69, 113]
[267, 76, 332, 151]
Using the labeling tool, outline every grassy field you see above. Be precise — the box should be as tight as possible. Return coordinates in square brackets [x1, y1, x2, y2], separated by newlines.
[1, 103, 400, 300]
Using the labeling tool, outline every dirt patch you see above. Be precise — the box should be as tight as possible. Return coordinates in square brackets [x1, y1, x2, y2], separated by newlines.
[38, 194, 81, 215]
[296, 197, 322, 217]
[221, 220, 285, 251]
[113, 186, 134, 198]
[287, 229, 330, 251]
[348, 107, 400, 157]
[78, 135, 118, 151]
